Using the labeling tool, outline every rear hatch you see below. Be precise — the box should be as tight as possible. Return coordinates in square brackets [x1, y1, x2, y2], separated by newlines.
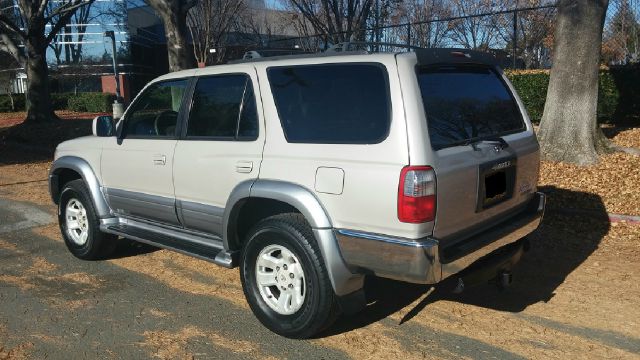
[414, 50, 540, 261]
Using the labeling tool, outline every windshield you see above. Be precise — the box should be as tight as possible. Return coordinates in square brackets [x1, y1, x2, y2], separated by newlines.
[417, 65, 525, 150]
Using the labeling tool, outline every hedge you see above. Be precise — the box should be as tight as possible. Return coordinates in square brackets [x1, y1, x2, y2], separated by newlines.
[0, 93, 26, 112]
[67, 92, 116, 112]
[0, 92, 115, 113]
[506, 67, 639, 124]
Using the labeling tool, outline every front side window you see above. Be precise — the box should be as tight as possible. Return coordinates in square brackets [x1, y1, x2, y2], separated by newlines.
[267, 63, 391, 144]
[417, 65, 525, 150]
[186, 74, 258, 140]
[124, 79, 189, 138]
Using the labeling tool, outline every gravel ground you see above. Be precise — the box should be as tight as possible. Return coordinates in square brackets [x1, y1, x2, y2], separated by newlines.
[0, 126, 639, 359]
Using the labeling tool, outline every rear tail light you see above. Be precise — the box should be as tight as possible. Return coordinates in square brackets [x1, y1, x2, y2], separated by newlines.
[398, 166, 436, 223]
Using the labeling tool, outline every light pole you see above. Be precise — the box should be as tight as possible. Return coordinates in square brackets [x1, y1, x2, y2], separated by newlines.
[103, 30, 124, 119]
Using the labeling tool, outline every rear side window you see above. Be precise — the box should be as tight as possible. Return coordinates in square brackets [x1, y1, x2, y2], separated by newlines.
[186, 74, 258, 140]
[417, 66, 525, 150]
[267, 63, 391, 144]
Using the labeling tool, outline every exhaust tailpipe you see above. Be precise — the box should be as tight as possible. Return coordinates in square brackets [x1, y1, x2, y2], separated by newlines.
[497, 270, 512, 289]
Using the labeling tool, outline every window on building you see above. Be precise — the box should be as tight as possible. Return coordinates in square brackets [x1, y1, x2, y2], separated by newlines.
[267, 63, 391, 144]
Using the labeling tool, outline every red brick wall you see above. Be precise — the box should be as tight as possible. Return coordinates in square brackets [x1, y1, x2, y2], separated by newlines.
[101, 74, 130, 104]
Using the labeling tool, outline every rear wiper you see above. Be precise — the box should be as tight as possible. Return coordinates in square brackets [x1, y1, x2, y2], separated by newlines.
[463, 136, 509, 151]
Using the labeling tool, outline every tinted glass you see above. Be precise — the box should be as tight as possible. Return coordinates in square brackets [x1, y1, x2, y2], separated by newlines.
[125, 79, 188, 137]
[187, 75, 258, 140]
[238, 83, 259, 139]
[417, 66, 525, 150]
[268, 64, 390, 144]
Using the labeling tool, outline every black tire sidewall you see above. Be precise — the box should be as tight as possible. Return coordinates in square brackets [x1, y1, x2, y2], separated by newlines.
[241, 222, 329, 337]
[58, 180, 101, 259]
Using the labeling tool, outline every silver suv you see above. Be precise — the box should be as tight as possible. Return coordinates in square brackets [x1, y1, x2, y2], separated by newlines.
[49, 48, 545, 338]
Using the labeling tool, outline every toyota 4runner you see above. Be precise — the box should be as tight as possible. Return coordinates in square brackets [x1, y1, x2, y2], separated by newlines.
[49, 48, 545, 338]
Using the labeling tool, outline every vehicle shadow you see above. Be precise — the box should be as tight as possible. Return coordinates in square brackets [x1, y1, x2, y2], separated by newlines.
[322, 187, 609, 337]
[109, 238, 159, 260]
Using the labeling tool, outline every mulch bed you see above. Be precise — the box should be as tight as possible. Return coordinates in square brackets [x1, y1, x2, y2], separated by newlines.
[539, 128, 640, 217]
[0, 111, 108, 129]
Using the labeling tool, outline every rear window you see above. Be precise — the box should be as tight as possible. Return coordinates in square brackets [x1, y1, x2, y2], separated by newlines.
[267, 63, 391, 144]
[417, 66, 525, 150]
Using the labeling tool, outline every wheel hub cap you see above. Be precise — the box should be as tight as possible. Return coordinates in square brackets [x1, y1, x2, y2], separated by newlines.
[255, 244, 306, 315]
[65, 198, 89, 246]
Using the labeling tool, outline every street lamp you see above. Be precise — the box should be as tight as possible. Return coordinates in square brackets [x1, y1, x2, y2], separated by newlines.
[103, 30, 124, 119]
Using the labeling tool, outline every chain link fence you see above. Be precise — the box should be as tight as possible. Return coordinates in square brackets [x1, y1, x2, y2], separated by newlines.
[237, 1, 639, 69]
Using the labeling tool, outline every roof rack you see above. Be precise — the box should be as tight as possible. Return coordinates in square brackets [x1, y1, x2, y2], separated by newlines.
[227, 42, 498, 67]
[227, 50, 368, 64]
[325, 41, 423, 52]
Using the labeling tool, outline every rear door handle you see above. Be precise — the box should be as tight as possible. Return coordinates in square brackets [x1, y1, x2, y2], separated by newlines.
[236, 161, 253, 173]
[153, 154, 166, 166]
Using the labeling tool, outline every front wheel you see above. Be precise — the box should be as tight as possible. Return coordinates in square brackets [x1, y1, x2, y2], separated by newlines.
[58, 179, 117, 260]
[240, 213, 337, 338]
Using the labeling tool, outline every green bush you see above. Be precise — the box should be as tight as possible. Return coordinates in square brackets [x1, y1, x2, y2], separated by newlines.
[67, 92, 116, 113]
[506, 68, 639, 124]
[0, 92, 114, 113]
[51, 93, 71, 110]
[505, 72, 549, 123]
[0, 94, 26, 112]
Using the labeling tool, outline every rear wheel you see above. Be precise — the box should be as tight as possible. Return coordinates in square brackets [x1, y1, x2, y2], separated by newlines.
[58, 179, 117, 260]
[240, 213, 337, 338]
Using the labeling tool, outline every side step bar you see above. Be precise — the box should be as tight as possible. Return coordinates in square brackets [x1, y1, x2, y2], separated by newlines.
[100, 219, 237, 268]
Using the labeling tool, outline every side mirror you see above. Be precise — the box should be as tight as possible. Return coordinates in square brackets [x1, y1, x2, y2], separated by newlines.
[92, 115, 115, 137]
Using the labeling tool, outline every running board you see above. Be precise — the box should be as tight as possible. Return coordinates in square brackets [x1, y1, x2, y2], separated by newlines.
[100, 219, 237, 268]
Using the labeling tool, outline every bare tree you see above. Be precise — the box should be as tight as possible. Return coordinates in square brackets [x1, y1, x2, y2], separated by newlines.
[188, 0, 246, 65]
[492, 2, 555, 68]
[145, 0, 198, 72]
[287, 0, 375, 43]
[602, 0, 639, 64]
[538, 0, 610, 165]
[0, 0, 95, 123]
[393, 0, 451, 47]
[448, 0, 499, 50]
[48, 1, 95, 65]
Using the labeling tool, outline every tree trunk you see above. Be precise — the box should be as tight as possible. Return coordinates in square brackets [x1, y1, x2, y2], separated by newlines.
[162, 12, 193, 72]
[537, 0, 609, 165]
[24, 40, 57, 123]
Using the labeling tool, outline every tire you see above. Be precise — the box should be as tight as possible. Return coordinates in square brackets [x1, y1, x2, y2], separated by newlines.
[240, 213, 338, 338]
[58, 179, 117, 260]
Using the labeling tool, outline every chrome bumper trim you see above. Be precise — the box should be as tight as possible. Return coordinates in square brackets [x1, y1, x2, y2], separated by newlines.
[335, 192, 546, 284]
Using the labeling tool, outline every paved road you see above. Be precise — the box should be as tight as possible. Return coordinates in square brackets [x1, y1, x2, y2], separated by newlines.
[1, 196, 638, 359]
[0, 199, 353, 359]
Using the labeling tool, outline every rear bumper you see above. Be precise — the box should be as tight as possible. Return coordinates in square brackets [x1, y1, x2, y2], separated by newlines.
[335, 192, 545, 284]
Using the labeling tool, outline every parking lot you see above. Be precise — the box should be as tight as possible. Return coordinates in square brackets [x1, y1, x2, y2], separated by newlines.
[1, 156, 639, 359]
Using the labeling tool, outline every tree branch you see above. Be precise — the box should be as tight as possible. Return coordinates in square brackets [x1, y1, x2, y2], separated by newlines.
[0, 13, 27, 39]
[45, 0, 95, 44]
[0, 33, 26, 65]
[44, 0, 94, 22]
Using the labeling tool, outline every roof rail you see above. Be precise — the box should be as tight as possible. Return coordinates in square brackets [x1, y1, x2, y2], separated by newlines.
[227, 50, 368, 64]
[325, 41, 423, 53]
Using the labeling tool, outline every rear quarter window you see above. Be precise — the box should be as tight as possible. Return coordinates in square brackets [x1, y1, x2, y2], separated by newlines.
[267, 63, 391, 144]
[417, 65, 525, 150]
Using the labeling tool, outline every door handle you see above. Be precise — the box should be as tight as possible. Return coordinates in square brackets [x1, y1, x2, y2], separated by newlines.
[236, 161, 253, 173]
[153, 154, 167, 166]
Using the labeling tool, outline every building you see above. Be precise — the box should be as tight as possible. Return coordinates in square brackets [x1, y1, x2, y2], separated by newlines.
[0, 0, 307, 101]
[0, 0, 168, 102]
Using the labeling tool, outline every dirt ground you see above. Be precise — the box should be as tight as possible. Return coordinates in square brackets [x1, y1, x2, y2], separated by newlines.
[0, 125, 639, 359]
